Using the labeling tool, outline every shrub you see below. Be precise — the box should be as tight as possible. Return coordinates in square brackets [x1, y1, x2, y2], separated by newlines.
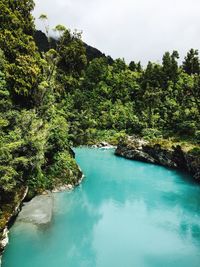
[177, 121, 196, 136]
[141, 128, 162, 140]
[189, 147, 200, 156]
[194, 130, 200, 143]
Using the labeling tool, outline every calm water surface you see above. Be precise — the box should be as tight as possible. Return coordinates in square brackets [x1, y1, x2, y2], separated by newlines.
[2, 148, 200, 267]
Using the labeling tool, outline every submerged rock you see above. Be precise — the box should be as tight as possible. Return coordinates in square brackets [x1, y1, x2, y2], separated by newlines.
[17, 194, 53, 225]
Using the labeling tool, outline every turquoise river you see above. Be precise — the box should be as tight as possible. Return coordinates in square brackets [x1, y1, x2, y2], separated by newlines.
[2, 148, 200, 267]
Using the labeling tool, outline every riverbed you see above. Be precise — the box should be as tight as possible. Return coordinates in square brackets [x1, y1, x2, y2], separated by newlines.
[2, 148, 200, 267]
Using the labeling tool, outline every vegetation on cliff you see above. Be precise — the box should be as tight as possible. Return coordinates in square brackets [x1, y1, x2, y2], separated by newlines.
[0, 0, 82, 241]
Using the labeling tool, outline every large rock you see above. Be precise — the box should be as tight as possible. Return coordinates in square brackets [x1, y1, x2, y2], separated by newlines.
[0, 187, 28, 256]
[92, 141, 115, 149]
[115, 137, 200, 181]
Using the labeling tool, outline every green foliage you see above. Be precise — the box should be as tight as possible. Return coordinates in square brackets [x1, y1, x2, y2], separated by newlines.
[64, 48, 200, 145]
[0, 0, 200, 217]
[194, 131, 200, 144]
[176, 121, 196, 136]
[162, 50, 179, 84]
[141, 128, 163, 140]
[188, 147, 200, 156]
[47, 151, 80, 186]
[0, 2, 83, 208]
[56, 29, 87, 93]
[182, 49, 200, 75]
[0, 0, 42, 105]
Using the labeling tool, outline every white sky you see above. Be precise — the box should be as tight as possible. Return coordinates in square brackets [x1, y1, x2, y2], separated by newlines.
[33, 0, 200, 65]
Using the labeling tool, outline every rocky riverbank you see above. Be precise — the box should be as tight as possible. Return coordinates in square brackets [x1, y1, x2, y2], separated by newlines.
[0, 153, 84, 261]
[115, 136, 200, 181]
[0, 192, 53, 266]
[91, 141, 116, 149]
[0, 186, 28, 265]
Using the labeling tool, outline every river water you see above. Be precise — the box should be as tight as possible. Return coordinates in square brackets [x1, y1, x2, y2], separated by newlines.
[2, 148, 200, 267]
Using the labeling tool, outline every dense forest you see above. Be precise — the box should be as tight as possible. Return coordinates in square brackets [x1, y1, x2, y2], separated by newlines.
[0, 0, 200, 239]
[34, 31, 200, 146]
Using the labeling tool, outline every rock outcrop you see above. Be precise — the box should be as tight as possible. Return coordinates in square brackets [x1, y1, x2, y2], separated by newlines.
[0, 187, 28, 256]
[0, 150, 84, 259]
[92, 141, 116, 149]
[115, 136, 200, 181]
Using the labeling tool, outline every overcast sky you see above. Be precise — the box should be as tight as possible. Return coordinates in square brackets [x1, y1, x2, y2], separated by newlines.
[33, 0, 200, 65]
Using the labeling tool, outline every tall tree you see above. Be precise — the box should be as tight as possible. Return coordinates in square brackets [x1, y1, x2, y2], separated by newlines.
[56, 28, 87, 93]
[0, 0, 41, 106]
[129, 61, 137, 72]
[182, 49, 200, 75]
[162, 50, 179, 86]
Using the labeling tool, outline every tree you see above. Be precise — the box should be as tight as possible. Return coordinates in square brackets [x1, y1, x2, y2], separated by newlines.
[56, 28, 87, 93]
[53, 24, 66, 39]
[181, 73, 200, 117]
[112, 58, 127, 73]
[182, 49, 200, 75]
[136, 61, 142, 72]
[162, 50, 179, 85]
[39, 14, 49, 37]
[0, 0, 41, 106]
[129, 61, 137, 71]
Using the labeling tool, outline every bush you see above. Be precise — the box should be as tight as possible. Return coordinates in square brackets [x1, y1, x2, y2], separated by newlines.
[194, 130, 200, 143]
[47, 151, 80, 186]
[177, 121, 196, 136]
[141, 128, 162, 140]
[189, 147, 200, 156]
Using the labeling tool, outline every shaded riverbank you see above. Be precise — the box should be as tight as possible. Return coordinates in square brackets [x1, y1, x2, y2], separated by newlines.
[0, 166, 84, 261]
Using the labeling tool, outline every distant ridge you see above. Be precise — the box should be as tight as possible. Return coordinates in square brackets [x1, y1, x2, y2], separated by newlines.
[34, 30, 113, 63]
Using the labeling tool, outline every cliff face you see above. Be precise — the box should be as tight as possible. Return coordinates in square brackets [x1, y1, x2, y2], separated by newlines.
[0, 187, 28, 256]
[115, 137, 200, 181]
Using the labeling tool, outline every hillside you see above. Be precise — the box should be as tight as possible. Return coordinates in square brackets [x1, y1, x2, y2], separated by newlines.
[34, 30, 113, 63]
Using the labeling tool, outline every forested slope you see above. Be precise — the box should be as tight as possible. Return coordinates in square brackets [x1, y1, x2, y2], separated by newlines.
[66, 51, 200, 146]
[0, 0, 82, 247]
